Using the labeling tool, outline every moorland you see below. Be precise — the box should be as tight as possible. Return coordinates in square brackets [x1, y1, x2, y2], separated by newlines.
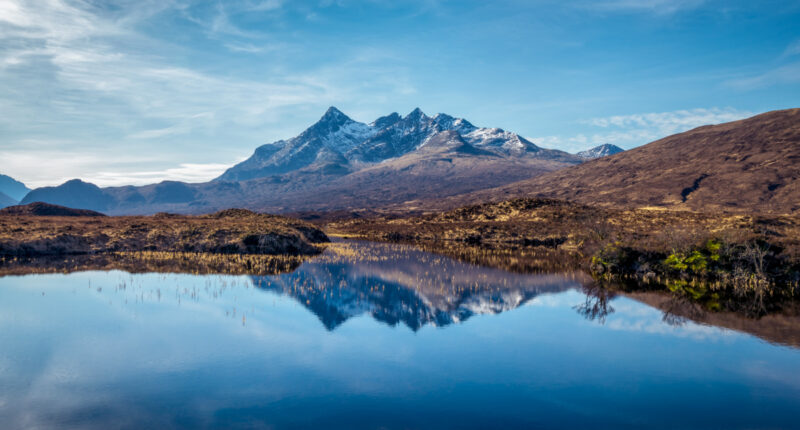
[328, 198, 800, 316]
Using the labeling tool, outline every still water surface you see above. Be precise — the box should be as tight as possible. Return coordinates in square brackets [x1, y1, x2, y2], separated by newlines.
[1, 241, 799, 429]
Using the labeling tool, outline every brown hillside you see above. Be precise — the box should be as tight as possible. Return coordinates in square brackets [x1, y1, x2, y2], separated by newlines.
[0, 209, 328, 256]
[435, 108, 800, 214]
[0, 202, 106, 217]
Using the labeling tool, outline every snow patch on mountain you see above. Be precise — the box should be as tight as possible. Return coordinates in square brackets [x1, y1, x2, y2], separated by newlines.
[321, 117, 378, 155]
[464, 128, 540, 155]
[576, 143, 624, 159]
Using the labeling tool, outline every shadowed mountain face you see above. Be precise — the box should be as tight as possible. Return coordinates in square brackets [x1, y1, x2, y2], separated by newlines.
[20, 179, 113, 212]
[438, 108, 800, 214]
[20, 107, 581, 215]
[0, 202, 105, 217]
[0, 192, 16, 209]
[216, 107, 378, 181]
[0, 174, 30, 202]
[251, 240, 585, 331]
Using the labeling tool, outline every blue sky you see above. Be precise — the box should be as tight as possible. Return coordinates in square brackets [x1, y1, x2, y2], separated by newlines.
[1, 0, 799, 187]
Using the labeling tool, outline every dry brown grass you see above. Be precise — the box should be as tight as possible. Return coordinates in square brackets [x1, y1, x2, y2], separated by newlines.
[330, 198, 800, 257]
[329, 198, 800, 314]
[0, 208, 329, 257]
[0, 251, 311, 276]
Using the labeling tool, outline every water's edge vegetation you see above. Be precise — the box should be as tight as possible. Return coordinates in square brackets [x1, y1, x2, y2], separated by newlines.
[328, 199, 800, 318]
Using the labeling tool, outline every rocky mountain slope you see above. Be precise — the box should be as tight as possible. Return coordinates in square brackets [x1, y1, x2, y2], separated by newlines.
[217, 107, 577, 182]
[435, 108, 800, 214]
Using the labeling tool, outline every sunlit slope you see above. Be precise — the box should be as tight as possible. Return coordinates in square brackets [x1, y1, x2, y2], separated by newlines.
[441, 108, 800, 214]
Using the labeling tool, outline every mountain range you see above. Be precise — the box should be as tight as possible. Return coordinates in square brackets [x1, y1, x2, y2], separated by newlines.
[9, 107, 799, 216]
[217, 106, 579, 181]
[14, 107, 606, 214]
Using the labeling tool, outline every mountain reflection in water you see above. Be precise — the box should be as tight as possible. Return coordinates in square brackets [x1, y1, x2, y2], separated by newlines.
[252, 240, 587, 330]
[2, 240, 800, 429]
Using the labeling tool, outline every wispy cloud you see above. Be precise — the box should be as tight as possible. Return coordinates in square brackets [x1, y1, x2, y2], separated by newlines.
[223, 42, 267, 53]
[724, 39, 800, 90]
[726, 62, 800, 90]
[604, 300, 735, 341]
[579, 0, 706, 15]
[532, 107, 753, 152]
[584, 107, 751, 131]
[0, 0, 418, 186]
[0, 0, 794, 188]
[782, 39, 800, 58]
[0, 146, 237, 187]
[89, 163, 234, 186]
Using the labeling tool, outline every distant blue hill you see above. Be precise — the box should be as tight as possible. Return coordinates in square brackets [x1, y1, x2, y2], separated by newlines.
[0, 174, 30, 202]
[0, 191, 16, 208]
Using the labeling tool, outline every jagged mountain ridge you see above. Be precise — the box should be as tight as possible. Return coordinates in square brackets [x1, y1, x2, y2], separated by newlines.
[217, 107, 573, 181]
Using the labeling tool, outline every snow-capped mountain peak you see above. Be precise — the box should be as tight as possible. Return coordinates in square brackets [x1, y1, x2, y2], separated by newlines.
[321, 106, 348, 122]
[370, 112, 401, 129]
[216, 106, 577, 181]
[463, 127, 540, 155]
[433, 113, 477, 134]
[575, 143, 624, 159]
[303, 106, 377, 154]
[405, 107, 428, 121]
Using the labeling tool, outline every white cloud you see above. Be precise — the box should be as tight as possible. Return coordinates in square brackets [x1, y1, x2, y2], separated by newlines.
[0, 0, 417, 187]
[531, 107, 753, 153]
[0, 146, 241, 188]
[585, 107, 752, 132]
[88, 163, 233, 186]
[598, 299, 737, 341]
[0, 0, 413, 125]
[0, 148, 142, 188]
